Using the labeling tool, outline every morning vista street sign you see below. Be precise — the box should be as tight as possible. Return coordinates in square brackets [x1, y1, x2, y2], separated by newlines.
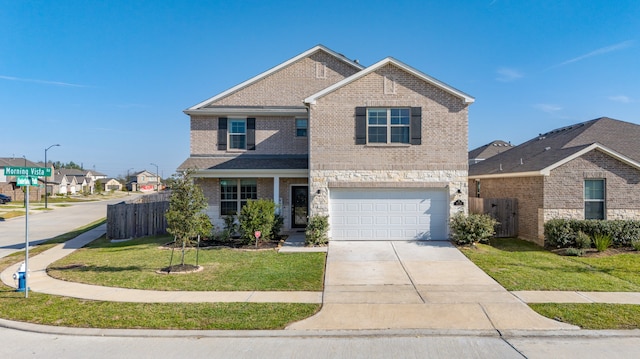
[4, 166, 52, 177]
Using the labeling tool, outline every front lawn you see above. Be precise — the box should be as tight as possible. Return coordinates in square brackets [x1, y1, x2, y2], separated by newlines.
[460, 238, 640, 329]
[459, 238, 640, 292]
[47, 235, 325, 291]
[0, 225, 323, 329]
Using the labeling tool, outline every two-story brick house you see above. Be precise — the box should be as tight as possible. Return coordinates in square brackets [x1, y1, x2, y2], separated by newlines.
[179, 45, 474, 240]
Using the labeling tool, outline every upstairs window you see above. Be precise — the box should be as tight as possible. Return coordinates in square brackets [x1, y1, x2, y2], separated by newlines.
[296, 118, 308, 137]
[367, 108, 410, 144]
[228, 119, 246, 149]
[585, 179, 605, 220]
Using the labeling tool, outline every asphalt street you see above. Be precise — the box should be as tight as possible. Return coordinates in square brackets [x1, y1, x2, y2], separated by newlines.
[0, 196, 133, 258]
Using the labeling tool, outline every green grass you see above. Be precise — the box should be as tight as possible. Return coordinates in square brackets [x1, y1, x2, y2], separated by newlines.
[48, 235, 325, 291]
[0, 289, 319, 329]
[530, 303, 640, 330]
[0, 211, 25, 220]
[460, 238, 640, 329]
[0, 223, 323, 329]
[44, 218, 107, 244]
[459, 238, 640, 291]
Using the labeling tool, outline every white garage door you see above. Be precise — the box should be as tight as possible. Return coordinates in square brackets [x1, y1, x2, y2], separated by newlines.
[329, 188, 449, 241]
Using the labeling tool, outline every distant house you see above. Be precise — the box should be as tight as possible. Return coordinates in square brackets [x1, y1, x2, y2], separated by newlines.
[0, 157, 45, 202]
[469, 140, 514, 165]
[127, 170, 162, 192]
[96, 178, 123, 192]
[469, 117, 640, 245]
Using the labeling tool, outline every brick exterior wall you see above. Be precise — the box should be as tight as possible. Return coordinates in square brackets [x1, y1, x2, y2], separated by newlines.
[308, 64, 470, 223]
[474, 176, 544, 244]
[196, 177, 307, 231]
[210, 52, 360, 107]
[474, 150, 640, 246]
[545, 150, 640, 219]
[190, 115, 308, 156]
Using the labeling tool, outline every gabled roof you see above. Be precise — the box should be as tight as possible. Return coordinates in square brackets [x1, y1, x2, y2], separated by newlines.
[469, 140, 514, 162]
[304, 57, 475, 105]
[187, 44, 365, 111]
[0, 157, 40, 168]
[469, 117, 640, 178]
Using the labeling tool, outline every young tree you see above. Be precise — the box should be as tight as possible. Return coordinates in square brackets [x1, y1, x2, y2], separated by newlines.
[165, 170, 212, 269]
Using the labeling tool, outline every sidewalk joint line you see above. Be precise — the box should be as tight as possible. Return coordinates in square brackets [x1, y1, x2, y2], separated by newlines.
[390, 242, 425, 303]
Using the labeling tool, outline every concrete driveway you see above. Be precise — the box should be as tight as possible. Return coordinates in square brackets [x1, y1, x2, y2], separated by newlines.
[288, 241, 578, 331]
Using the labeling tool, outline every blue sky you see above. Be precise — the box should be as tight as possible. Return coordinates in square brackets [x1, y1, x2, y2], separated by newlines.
[2, 0, 638, 178]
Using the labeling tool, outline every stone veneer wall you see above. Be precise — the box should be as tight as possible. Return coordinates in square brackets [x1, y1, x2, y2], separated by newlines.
[309, 169, 468, 220]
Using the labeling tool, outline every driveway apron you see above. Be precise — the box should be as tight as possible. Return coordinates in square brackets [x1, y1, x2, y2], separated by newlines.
[287, 241, 578, 331]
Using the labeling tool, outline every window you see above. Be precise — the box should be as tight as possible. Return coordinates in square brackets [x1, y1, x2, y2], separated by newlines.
[295, 118, 308, 137]
[228, 119, 246, 149]
[367, 108, 410, 144]
[315, 62, 327, 78]
[220, 179, 257, 216]
[585, 179, 605, 220]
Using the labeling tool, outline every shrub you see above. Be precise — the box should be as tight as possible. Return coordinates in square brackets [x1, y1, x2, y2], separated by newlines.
[305, 215, 329, 246]
[544, 219, 576, 248]
[223, 215, 239, 237]
[238, 199, 276, 244]
[449, 212, 498, 245]
[545, 219, 640, 248]
[575, 231, 592, 249]
[270, 214, 284, 240]
[632, 240, 640, 251]
[564, 248, 585, 257]
[593, 233, 612, 252]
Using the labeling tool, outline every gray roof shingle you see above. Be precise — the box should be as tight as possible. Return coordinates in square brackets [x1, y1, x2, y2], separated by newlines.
[469, 117, 640, 176]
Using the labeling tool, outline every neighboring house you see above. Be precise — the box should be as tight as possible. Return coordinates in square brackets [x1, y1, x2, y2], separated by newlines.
[179, 44, 474, 240]
[469, 140, 514, 165]
[96, 178, 123, 192]
[128, 170, 162, 192]
[0, 157, 45, 202]
[469, 117, 640, 245]
[52, 168, 95, 195]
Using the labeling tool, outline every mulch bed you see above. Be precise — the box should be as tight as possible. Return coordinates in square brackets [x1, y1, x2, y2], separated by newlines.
[553, 247, 639, 257]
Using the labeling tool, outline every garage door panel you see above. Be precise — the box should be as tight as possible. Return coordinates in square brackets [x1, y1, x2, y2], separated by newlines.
[330, 188, 448, 241]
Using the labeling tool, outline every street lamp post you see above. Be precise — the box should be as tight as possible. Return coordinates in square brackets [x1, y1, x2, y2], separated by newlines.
[44, 144, 60, 209]
[150, 163, 159, 192]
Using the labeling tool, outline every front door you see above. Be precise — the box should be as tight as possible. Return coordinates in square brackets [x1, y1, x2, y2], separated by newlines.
[291, 186, 308, 228]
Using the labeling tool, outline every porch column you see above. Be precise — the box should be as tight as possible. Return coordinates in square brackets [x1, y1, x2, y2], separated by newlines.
[273, 176, 280, 214]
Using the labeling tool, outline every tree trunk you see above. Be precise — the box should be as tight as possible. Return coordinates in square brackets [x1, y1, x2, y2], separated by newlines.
[181, 239, 186, 266]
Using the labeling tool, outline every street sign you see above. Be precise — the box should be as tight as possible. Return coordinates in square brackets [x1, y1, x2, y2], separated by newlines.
[16, 176, 39, 187]
[3, 166, 51, 177]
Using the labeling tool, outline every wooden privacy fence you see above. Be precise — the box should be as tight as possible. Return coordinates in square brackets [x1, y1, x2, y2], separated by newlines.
[468, 197, 518, 238]
[107, 192, 171, 239]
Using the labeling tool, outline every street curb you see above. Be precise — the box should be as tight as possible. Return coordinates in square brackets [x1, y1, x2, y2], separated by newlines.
[2, 317, 639, 339]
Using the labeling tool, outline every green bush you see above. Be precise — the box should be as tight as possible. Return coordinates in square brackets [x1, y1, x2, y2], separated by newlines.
[632, 240, 640, 251]
[564, 248, 585, 257]
[575, 231, 592, 249]
[270, 214, 284, 240]
[305, 215, 329, 246]
[238, 199, 276, 245]
[593, 233, 612, 252]
[544, 219, 640, 248]
[449, 212, 498, 245]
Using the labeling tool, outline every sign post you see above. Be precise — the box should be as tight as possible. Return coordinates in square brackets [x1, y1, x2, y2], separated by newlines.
[4, 166, 48, 298]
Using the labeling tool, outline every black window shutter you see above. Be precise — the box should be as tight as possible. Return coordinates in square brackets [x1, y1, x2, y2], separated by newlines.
[355, 107, 367, 145]
[247, 118, 256, 150]
[218, 117, 227, 150]
[410, 107, 422, 145]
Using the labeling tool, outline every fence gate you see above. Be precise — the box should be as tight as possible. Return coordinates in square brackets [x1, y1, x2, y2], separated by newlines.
[468, 197, 518, 238]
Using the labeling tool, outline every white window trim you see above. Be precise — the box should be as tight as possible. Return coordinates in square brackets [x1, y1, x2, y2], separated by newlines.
[366, 108, 410, 144]
[220, 178, 257, 216]
[228, 118, 247, 150]
[584, 179, 606, 219]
